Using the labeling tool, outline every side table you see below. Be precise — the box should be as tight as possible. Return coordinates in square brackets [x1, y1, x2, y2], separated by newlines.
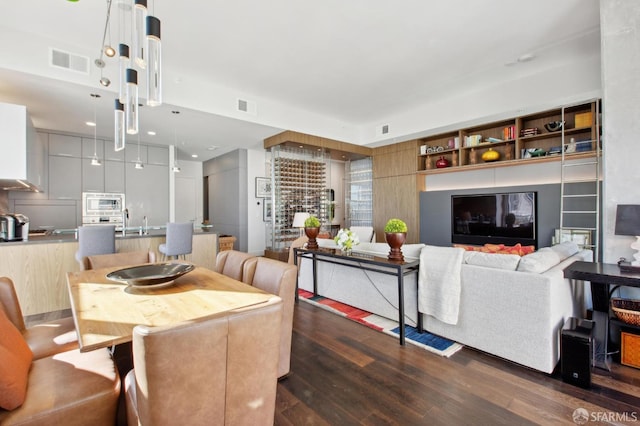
[563, 261, 640, 370]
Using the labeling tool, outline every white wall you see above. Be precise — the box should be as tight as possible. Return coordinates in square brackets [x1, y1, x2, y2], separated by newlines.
[172, 159, 203, 225]
[247, 148, 267, 255]
[600, 0, 640, 298]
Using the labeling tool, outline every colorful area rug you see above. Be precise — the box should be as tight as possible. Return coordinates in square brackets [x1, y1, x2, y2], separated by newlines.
[298, 289, 463, 357]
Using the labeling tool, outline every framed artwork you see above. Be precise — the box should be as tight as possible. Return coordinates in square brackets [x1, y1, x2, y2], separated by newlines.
[255, 177, 271, 198]
[263, 198, 272, 222]
[553, 229, 592, 247]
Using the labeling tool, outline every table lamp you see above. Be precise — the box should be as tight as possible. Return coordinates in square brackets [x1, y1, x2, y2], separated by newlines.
[614, 204, 640, 267]
[292, 212, 310, 237]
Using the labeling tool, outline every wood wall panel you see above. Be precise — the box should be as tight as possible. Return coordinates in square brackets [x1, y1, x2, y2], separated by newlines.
[372, 140, 420, 243]
[0, 233, 218, 315]
[373, 175, 419, 243]
[372, 140, 418, 178]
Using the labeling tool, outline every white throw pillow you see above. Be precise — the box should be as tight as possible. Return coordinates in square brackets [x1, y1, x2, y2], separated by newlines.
[548, 241, 580, 261]
[463, 251, 521, 271]
[517, 250, 562, 273]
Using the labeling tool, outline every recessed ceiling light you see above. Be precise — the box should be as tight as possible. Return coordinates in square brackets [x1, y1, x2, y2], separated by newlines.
[207, 146, 218, 151]
[147, 131, 156, 136]
[191, 154, 198, 158]
[86, 121, 96, 127]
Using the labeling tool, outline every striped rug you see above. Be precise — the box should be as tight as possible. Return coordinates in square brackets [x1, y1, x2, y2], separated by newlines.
[298, 289, 463, 357]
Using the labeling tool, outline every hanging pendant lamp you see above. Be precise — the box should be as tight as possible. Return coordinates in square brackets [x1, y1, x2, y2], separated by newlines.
[90, 94, 102, 166]
[145, 15, 162, 106]
[125, 68, 138, 135]
[132, 0, 147, 69]
[118, 43, 130, 103]
[114, 99, 125, 151]
[135, 133, 144, 169]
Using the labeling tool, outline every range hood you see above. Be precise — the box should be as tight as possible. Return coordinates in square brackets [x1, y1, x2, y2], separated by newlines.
[0, 103, 45, 192]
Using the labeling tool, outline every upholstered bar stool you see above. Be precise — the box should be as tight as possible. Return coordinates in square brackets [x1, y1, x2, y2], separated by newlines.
[159, 222, 193, 261]
[75, 225, 116, 270]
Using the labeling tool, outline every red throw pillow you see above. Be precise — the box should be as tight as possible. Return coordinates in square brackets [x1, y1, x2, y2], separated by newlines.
[0, 308, 33, 410]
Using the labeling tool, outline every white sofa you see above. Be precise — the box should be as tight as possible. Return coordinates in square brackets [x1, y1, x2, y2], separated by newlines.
[297, 240, 592, 373]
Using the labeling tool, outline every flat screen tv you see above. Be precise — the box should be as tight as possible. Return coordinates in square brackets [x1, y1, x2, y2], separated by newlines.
[451, 191, 537, 247]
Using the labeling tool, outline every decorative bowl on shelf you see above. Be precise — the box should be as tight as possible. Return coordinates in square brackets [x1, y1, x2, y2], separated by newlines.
[544, 121, 564, 132]
[481, 148, 500, 162]
[106, 262, 195, 289]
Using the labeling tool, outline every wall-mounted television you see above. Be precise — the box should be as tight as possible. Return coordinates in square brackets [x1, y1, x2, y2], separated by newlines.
[451, 191, 537, 247]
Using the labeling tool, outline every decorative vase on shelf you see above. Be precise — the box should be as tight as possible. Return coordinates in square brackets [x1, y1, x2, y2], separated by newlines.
[435, 156, 450, 168]
[481, 148, 500, 162]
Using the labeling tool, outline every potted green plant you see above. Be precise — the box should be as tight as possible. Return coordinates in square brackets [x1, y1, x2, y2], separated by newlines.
[384, 218, 407, 261]
[304, 216, 321, 249]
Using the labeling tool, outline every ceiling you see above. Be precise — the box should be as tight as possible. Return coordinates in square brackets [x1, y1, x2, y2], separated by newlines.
[0, 0, 601, 162]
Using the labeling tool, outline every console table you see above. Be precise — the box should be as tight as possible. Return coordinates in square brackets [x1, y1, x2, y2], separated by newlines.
[294, 247, 422, 345]
[563, 261, 640, 369]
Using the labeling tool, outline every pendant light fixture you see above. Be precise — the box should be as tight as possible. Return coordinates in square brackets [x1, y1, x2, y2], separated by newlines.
[114, 99, 125, 151]
[90, 93, 102, 166]
[135, 133, 144, 169]
[171, 110, 181, 173]
[132, 0, 147, 69]
[145, 15, 162, 106]
[118, 43, 129, 103]
[125, 68, 138, 134]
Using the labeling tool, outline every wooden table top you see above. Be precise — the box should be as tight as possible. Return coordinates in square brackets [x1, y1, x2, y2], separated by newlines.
[66, 265, 273, 352]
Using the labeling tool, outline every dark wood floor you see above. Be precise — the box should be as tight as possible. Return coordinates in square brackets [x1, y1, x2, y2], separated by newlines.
[276, 301, 640, 425]
[28, 303, 640, 425]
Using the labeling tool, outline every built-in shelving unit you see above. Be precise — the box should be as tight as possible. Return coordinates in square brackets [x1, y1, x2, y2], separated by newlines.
[417, 99, 601, 174]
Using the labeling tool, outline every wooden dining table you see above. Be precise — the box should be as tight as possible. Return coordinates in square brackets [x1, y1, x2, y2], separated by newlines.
[66, 265, 274, 352]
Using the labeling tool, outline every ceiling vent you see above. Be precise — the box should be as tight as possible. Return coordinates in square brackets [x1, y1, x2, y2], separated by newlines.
[236, 98, 257, 115]
[49, 48, 90, 74]
[377, 124, 390, 136]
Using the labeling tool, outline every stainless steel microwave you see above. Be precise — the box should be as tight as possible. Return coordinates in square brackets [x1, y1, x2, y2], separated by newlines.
[82, 192, 125, 224]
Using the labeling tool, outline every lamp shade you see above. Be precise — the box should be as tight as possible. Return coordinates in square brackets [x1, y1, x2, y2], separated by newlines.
[614, 205, 640, 236]
[292, 212, 310, 228]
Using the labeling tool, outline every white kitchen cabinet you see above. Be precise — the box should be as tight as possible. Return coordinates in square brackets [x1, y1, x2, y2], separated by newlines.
[104, 160, 125, 194]
[104, 139, 125, 161]
[81, 137, 105, 159]
[81, 158, 105, 192]
[125, 143, 147, 164]
[49, 155, 82, 199]
[125, 163, 168, 226]
[147, 146, 169, 166]
[49, 134, 81, 157]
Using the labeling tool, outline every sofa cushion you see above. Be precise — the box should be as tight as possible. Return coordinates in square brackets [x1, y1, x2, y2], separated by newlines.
[548, 241, 579, 261]
[516, 250, 562, 273]
[0, 308, 33, 410]
[463, 251, 521, 271]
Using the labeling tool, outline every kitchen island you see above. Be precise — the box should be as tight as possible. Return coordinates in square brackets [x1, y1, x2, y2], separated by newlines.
[0, 228, 218, 315]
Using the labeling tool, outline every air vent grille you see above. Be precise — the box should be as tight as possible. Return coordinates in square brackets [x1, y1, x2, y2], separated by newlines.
[236, 98, 257, 115]
[50, 48, 90, 74]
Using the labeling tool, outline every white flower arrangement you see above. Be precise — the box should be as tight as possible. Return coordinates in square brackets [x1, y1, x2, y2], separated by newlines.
[334, 228, 360, 252]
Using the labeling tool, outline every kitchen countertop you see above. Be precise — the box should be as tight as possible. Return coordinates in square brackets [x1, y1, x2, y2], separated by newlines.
[1, 227, 216, 245]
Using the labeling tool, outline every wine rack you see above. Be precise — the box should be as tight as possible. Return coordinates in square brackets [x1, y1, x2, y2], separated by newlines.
[266, 145, 329, 250]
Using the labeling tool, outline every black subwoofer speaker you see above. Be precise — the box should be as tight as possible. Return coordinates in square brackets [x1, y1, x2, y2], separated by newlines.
[561, 317, 594, 388]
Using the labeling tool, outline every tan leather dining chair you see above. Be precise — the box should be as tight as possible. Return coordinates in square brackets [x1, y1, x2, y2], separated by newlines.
[82, 250, 156, 270]
[0, 277, 77, 360]
[124, 296, 283, 426]
[242, 257, 297, 379]
[215, 250, 255, 281]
